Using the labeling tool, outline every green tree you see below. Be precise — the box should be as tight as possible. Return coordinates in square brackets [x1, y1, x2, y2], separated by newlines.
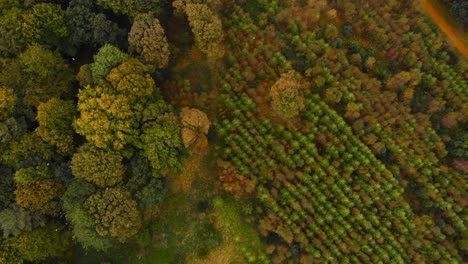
[62, 179, 115, 251]
[14, 164, 50, 185]
[21, 3, 69, 47]
[90, 44, 129, 82]
[85, 187, 142, 242]
[18, 44, 73, 106]
[97, 0, 164, 17]
[91, 14, 126, 48]
[35, 98, 76, 155]
[448, 131, 467, 159]
[126, 152, 166, 209]
[185, 3, 224, 59]
[141, 118, 186, 177]
[128, 13, 170, 68]
[77, 64, 95, 87]
[0, 204, 32, 239]
[172, 0, 221, 16]
[0, 6, 25, 56]
[142, 99, 174, 122]
[0, 117, 26, 151]
[0, 166, 15, 209]
[14, 164, 64, 216]
[0, 238, 23, 264]
[65, 0, 125, 52]
[1, 133, 54, 169]
[9, 224, 72, 262]
[0, 58, 22, 96]
[75, 59, 156, 152]
[71, 143, 125, 188]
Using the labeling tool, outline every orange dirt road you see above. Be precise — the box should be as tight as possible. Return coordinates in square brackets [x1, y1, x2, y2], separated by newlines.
[420, 0, 468, 56]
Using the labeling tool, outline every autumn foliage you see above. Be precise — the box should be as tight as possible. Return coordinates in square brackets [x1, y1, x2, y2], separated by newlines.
[269, 72, 305, 118]
[180, 107, 211, 148]
[85, 187, 142, 242]
[129, 13, 170, 68]
[75, 58, 156, 152]
[185, 4, 224, 59]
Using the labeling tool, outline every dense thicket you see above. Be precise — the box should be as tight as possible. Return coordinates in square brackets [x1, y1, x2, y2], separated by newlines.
[440, 0, 468, 27]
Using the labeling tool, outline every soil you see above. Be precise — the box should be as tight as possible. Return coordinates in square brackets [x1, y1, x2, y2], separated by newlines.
[419, 0, 468, 56]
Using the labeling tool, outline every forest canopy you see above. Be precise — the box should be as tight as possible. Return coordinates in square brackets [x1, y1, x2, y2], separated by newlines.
[0, 0, 466, 263]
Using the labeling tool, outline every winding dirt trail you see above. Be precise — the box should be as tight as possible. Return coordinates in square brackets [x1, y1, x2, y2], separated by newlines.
[419, 0, 468, 56]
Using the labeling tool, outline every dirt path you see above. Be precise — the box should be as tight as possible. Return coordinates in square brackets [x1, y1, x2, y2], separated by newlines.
[170, 135, 209, 193]
[169, 135, 244, 264]
[420, 0, 468, 56]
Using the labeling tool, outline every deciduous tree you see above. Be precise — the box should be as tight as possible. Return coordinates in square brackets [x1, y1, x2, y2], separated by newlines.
[9, 224, 72, 262]
[71, 143, 125, 188]
[128, 13, 170, 68]
[127, 153, 166, 209]
[62, 178, 115, 251]
[75, 59, 155, 152]
[65, 0, 125, 52]
[0, 86, 16, 121]
[97, 0, 164, 17]
[185, 3, 224, 59]
[1, 133, 54, 169]
[21, 3, 69, 47]
[0, 204, 32, 239]
[90, 44, 129, 82]
[0, 238, 23, 264]
[141, 118, 186, 177]
[85, 187, 142, 242]
[35, 98, 76, 155]
[18, 44, 73, 106]
[270, 72, 305, 118]
[91, 14, 126, 50]
[180, 107, 210, 148]
[0, 166, 15, 209]
[0, 6, 25, 56]
[14, 164, 64, 216]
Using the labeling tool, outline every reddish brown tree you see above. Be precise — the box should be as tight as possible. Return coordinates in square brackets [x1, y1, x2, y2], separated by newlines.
[128, 13, 170, 68]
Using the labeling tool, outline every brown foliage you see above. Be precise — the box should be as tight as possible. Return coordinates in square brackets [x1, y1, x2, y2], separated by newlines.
[218, 161, 255, 198]
[269, 72, 305, 118]
[453, 160, 468, 174]
[128, 14, 170, 68]
[440, 112, 461, 128]
[180, 107, 211, 148]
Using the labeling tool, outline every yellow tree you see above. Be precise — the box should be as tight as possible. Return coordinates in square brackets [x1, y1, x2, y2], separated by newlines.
[74, 59, 156, 152]
[185, 3, 224, 59]
[71, 143, 125, 188]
